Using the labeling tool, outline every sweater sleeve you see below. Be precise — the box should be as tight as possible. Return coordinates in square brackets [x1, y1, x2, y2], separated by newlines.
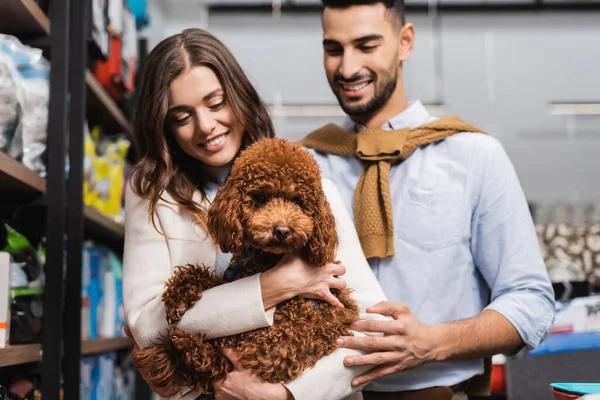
[282, 179, 391, 400]
[122, 183, 274, 352]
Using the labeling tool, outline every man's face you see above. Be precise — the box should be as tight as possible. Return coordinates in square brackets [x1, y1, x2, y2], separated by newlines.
[322, 4, 402, 117]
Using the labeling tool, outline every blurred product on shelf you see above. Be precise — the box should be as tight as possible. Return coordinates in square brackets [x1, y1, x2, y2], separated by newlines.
[90, 0, 111, 61]
[0, 350, 134, 400]
[0, 252, 8, 348]
[552, 295, 600, 335]
[0, 34, 50, 177]
[531, 201, 600, 299]
[93, 0, 138, 102]
[1, 224, 127, 348]
[82, 241, 126, 341]
[0, 367, 43, 400]
[1, 224, 45, 291]
[84, 123, 131, 224]
[126, 0, 150, 29]
[0, 223, 46, 347]
[80, 351, 136, 400]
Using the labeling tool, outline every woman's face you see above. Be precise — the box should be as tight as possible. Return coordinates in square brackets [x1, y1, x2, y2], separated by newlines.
[168, 66, 244, 167]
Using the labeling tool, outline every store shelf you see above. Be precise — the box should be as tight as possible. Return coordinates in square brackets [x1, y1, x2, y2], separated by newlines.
[0, 344, 42, 367]
[84, 205, 125, 240]
[0, 0, 50, 35]
[0, 338, 133, 368]
[81, 337, 133, 356]
[86, 71, 134, 136]
[0, 0, 133, 138]
[0, 151, 124, 238]
[0, 151, 46, 193]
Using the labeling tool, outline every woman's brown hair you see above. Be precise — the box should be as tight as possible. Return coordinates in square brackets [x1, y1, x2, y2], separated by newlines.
[130, 28, 275, 230]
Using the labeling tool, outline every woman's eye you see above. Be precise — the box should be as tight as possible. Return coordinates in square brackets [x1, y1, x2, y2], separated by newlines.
[210, 100, 225, 110]
[173, 115, 191, 125]
[253, 195, 267, 205]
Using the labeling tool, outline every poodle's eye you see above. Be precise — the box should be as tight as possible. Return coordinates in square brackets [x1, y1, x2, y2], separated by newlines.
[292, 198, 304, 208]
[253, 195, 268, 206]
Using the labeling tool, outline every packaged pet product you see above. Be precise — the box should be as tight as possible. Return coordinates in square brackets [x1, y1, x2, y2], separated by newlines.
[108, 0, 125, 36]
[83, 123, 99, 209]
[82, 241, 93, 340]
[92, 134, 130, 223]
[99, 249, 125, 338]
[97, 352, 116, 400]
[80, 356, 95, 400]
[99, 247, 116, 339]
[0, 37, 23, 153]
[103, 136, 130, 223]
[9, 287, 43, 345]
[1, 223, 44, 290]
[17, 55, 50, 176]
[83, 355, 100, 400]
[93, 154, 111, 219]
[0, 34, 50, 176]
[90, 0, 110, 61]
[87, 244, 104, 339]
[94, 2, 138, 101]
[0, 252, 10, 348]
[126, 0, 150, 29]
[120, 6, 138, 95]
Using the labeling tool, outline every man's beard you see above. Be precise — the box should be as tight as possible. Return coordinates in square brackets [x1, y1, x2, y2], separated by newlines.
[332, 63, 398, 117]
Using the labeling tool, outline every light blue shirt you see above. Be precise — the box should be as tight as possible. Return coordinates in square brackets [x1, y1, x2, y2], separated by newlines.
[307, 101, 556, 392]
[204, 167, 233, 276]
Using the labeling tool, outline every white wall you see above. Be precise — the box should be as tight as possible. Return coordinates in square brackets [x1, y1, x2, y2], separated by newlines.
[207, 10, 600, 203]
[140, 0, 209, 49]
[143, 5, 600, 203]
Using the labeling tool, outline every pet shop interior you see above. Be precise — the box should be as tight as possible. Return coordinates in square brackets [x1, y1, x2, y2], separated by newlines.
[0, 0, 599, 399]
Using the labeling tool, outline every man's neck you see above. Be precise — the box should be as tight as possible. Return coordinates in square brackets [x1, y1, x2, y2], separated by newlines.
[350, 83, 409, 129]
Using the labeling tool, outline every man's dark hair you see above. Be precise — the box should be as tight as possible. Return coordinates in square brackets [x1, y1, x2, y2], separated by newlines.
[321, 0, 405, 29]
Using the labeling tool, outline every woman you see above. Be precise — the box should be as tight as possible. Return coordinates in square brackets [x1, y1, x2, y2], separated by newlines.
[123, 28, 387, 400]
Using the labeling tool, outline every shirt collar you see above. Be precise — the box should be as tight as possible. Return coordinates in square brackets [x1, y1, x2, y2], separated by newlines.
[340, 100, 432, 132]
[203, 165, 231, 198]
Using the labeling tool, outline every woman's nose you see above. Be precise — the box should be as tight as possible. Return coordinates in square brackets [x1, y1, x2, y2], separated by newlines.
[196, 110, 217, 134]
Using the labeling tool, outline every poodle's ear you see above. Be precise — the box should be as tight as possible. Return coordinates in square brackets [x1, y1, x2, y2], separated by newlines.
[207, 179, 244, 254]
[305, 190, 339, 267]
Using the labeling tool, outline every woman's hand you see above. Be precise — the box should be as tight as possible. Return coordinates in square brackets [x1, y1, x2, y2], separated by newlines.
[260, 253, 347, 309]
[213, 348, 293, 400]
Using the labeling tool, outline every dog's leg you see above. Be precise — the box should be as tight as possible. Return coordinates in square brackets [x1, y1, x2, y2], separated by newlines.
[169, 328, 231, 394]
[162, 264, 224, 324]
[131, 343, 187, 398]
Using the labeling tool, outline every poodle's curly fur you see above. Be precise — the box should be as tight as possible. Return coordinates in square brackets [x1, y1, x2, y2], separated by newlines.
[131, 138, 360, 397]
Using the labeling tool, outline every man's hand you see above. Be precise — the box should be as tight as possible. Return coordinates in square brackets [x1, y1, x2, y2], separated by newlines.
[336, 301, 441, 387]
[213, 348, 294, 400]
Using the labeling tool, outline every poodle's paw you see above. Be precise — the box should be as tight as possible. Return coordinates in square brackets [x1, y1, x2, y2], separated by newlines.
[168, 328, 226, 377]
[162, 264, 223, 324]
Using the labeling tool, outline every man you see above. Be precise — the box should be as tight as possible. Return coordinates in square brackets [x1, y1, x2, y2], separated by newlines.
[129, 2, 555, 399]
[298, 1, 556, 399]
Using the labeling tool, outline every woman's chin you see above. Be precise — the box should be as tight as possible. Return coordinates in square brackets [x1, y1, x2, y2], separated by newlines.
[197, 148, 237, 167]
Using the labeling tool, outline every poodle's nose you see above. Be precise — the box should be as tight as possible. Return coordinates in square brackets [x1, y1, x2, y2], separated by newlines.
[273, 225, 290, 241]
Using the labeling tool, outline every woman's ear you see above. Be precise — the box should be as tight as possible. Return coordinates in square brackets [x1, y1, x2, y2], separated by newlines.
[305, 190, 339, 267]
[207, 179, 244, 254]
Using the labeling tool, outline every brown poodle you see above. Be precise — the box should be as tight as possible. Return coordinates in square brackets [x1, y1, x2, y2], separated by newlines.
[131, 138, 360, 397]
